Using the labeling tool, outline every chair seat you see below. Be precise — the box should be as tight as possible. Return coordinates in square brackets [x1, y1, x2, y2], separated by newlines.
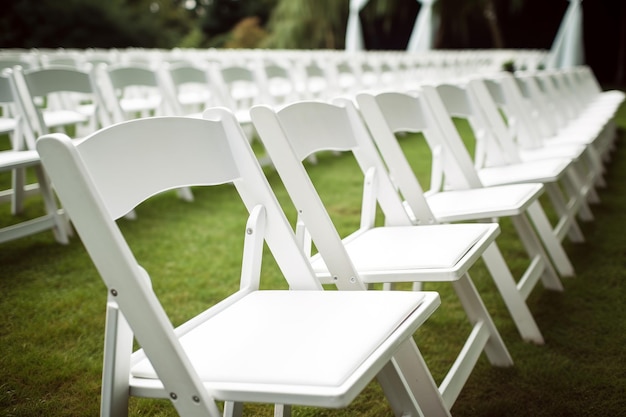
[0, 149, 41, 171]
[120, 96, 161, 113]
[478, 158, 571, 187]
[0, 117, 17, 134]
[310, 223, 498, 282]
[130, 290, 440, 406]
[426, 183, 544, 222]
[179, 90, 211, 106]
[43, 109, 89, 129]
[518, 142, 587, 163]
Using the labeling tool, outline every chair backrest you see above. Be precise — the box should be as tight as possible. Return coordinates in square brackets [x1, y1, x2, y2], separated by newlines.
[482, 73, 546, 149]
[356, 90, 484, 208]
[427, 81, 522, 168]
[0, 57, 35, 72]
[251, 99, 440, 289]
[35, 110, 323, 415]
[515, 72, 568, 134]
[0, 72, 24, 144]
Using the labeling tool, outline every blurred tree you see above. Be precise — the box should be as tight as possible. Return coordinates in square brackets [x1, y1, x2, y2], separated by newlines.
[435, 0, 523, 48]
[199, 0, 276, 47]
[0, 0, 194, 48]
[262, 0, 349, 49]
[224, 17, 269, 49]
[261, 0, 416, 50]
[360, 0, 419, 50]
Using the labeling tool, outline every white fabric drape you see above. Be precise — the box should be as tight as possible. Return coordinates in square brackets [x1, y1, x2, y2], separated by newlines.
[547, 0, 584, 68]
[345, 0, 370, 52]
[407, 0, 439, 53]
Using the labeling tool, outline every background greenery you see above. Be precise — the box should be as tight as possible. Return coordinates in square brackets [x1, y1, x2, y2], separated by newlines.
[2, 0, 625, 86]
[0, 100, 624, 416]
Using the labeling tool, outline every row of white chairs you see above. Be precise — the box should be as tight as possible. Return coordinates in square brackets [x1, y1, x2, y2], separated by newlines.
[27, 58, 624, 416]
[1, 46, 549, 74]
[0, 50, 620, 242]
[0, 48, 534, 236]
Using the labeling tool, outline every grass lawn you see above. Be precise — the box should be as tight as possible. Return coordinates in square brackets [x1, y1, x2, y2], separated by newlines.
[1, 99, 625, 416]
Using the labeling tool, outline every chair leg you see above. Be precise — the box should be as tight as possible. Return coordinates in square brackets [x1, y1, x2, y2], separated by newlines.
[378, 338, 450, 417]
[11, 167, 26, 215]
[33, 166, 69, 244]
[177, 186, 195, 202]
[526, 201, 576, 277]
[100, 302, 133, 417]
[273, 404, 292, 417]
[223, 401, 244, 417]
[563, 169, 594, 222]
[510, 213, 564, 292]
[544, 182, 585, 243]
[450, 273, 513, 364]
[480, 243, 544, 344]
[435, 273, 513, 407]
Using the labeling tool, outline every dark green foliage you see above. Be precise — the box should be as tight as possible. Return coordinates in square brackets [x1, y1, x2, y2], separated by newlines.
[0, 0, 190, 49]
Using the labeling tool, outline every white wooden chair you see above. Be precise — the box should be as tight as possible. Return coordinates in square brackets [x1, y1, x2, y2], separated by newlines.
[93, 62, 168, 123]
[355, 89, 571, 313]
[480, 72, 605, 194]
[561, 67, 624, 159]
[512, 70, 619, 165]
[9, 65, 108, 143]
[255, 60, 300, 108]
[0, 71, 68, 244]
[250, 99, 527, 410]
[36, 111, 448, 417]
[157, 61, 218, 118]
[421, 82, 592, 245]
[208, 62, 262, 127]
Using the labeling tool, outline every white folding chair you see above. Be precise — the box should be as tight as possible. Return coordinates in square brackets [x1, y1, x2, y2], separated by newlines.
[0, 72, 68, 244]
[422, 81, 592, 245]
[293, 58, 335, 101]
[250, 99, 531, 410]
[355, 89, 571, 311]
[560, 67, 624, 156]
[480, 72, 605, 195]
[36, 111, 448, 417]
[9, 65, 109, 143]
[208, 62, 262, 127]
[93, 62, 168, 123]
[512, 70, 620, 165]
[157, 61, 218, 118]
[255, 60, 300, 108]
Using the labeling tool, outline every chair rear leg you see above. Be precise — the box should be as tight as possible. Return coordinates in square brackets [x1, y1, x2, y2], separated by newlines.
[526, 201, 576, 277]
[437, 273, 512, 407]
[378, 338, 450, 416]
[481, 243, 545, 344]
[510, 213, 564, 292]
[544, 182, 585, 243]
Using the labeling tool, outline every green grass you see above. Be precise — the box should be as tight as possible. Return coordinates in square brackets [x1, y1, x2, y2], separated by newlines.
[2, 102, 626, 416]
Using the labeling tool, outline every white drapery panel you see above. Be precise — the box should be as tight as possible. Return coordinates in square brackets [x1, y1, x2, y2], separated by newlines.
[345, 0, 370, 52]
[407, 0, 439, 53]
[547, 0, 584, 68]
